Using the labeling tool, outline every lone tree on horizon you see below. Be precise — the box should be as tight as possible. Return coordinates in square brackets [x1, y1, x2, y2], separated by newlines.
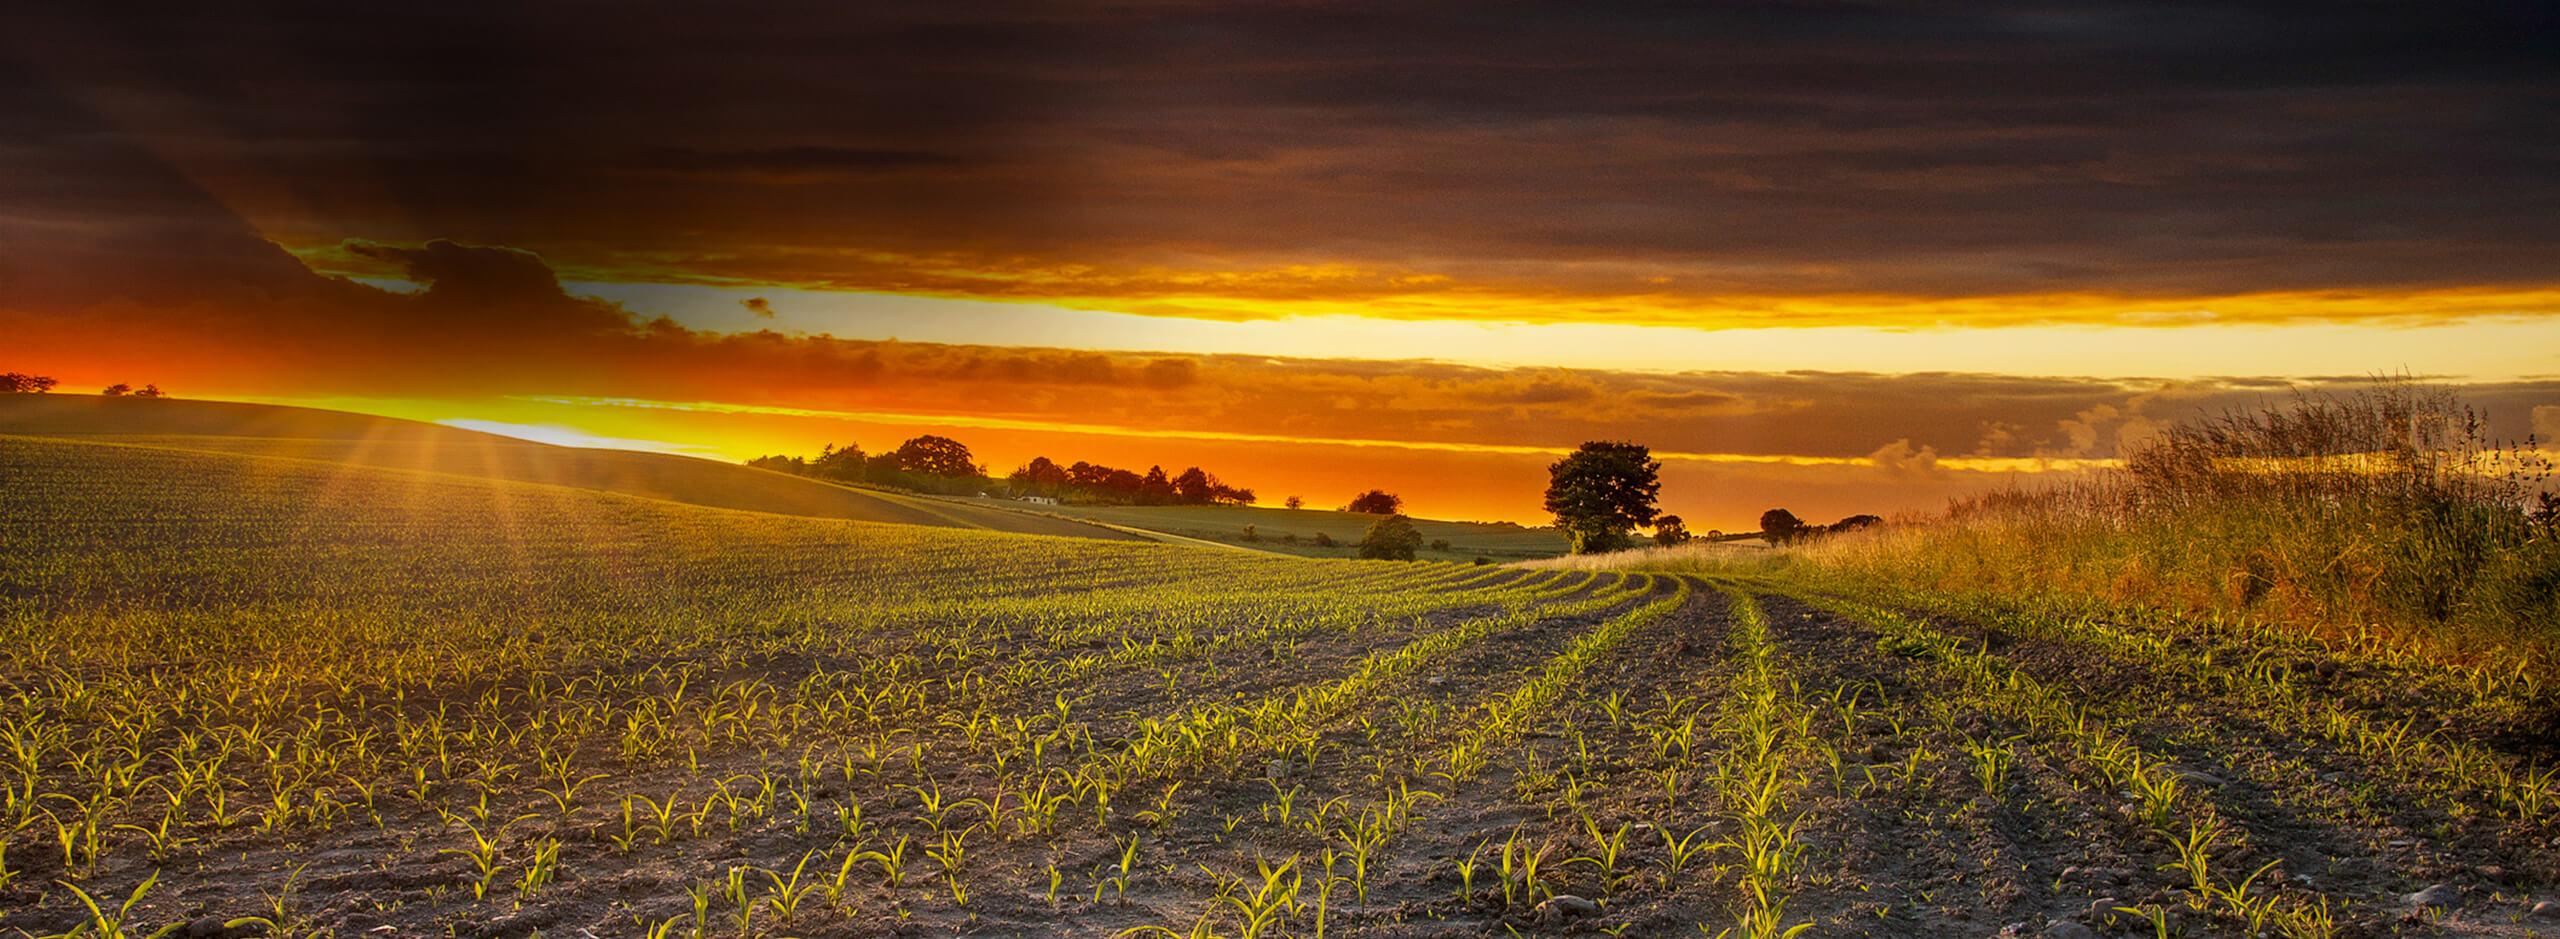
[1544, 441, 1661, 554]
[1344, 489, 1402, 514]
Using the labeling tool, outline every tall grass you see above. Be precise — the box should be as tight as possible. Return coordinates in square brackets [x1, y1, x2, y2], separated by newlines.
[1600, 381, 2560, 666]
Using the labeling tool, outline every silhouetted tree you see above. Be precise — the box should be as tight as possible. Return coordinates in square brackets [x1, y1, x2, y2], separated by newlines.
[1173, 466, 1218, 504]
[1284, 495, 1304, 510]
[132, 384, 165, 398]
[0, 373, 57, 393]
[1653, 515, 1692, 547]
[808, 442, 868, 481]
[1140, 465, 1176, 504]
[746, 454, 808, 474]
[1544, 441, 1662, 554]
[893, 435, 977, 477]
[1357, 514, 1424, 561]
[1344, 490, 1403, 514]
[1759, 508, 1806, 544]
[1010, 456, 1070, 493]
[1829, 514, 1883, 533]
[101, 383, 131, 396]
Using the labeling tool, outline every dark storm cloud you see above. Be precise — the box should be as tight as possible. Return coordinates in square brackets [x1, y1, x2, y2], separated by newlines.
[347, 240, 571, 305]
[3, 1, 2555, 305]
[622, 146, 974, 181]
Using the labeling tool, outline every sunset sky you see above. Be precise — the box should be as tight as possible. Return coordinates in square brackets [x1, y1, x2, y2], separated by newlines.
[5, 3, 2557, 527]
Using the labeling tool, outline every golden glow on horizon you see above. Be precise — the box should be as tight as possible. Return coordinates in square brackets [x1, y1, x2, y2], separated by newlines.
[290, 241, 2560, 332]
[560, 280, 2560, 381]
[214, 391, 2109, 528]
[1034, 284, 2560, 331]
[519, 395, 2121, 474]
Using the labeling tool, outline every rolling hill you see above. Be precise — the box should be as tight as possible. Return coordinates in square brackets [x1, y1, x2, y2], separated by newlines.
[0, 394, 1144, 541]
[949, 497, 1571, 559]
[4, 394, 2534, 938]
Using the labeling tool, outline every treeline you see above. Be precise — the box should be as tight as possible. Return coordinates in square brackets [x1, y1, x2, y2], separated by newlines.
[746, 434, 991, 496]
[1006, 456, 1257, 506]
[1756, 508, 1882, 544]
[1, 372, 169, 397]
[744, 435, 1260, 506]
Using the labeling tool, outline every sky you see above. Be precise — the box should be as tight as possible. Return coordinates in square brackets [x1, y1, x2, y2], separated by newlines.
[4, 2, 2557, 527]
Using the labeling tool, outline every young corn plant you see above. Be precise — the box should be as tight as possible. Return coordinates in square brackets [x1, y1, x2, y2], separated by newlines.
[760, 852, 821, 923]
[51, 870, 181, 939]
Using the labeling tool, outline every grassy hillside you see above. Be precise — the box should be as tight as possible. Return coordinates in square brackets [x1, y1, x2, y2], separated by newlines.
[952, 497, 1570, 559]
[6, 431, 2552, 936]
[1577, 383, 2560, 674]
[0, 394, 1139, 541]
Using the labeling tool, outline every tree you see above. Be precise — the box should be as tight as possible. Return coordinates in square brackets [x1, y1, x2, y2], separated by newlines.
[1829, 514, 1882, 534]
[132, 384, 166, 398]
[1284, 495, 1304, 510]
[1344, 490, 1403, 514]
[1139, 465, 1176, 504]
[893, 435, 977, 477]
[808, 442, 867, 482]
[746, 453, 807, 474]
[1172, 466, 1219, 504]
[1653, 515, 1692, 547]
[1010, 456, 1070, 493]
[101, 383, 131, 396]
[1759, 508, 1806, 544]
[1544, 441, 1662, 554]
[0, 373, 57, 393]
[1356, 515, 1423, 560]
[1101, 468, 1144, 498]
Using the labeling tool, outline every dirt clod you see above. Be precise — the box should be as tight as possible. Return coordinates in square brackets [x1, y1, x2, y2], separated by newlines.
[1532, 895, 1600, 924]
[2405, 883, 2462, 908]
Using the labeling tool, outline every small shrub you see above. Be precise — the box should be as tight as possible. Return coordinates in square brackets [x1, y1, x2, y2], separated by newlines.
[1357, 515, 1423, 561]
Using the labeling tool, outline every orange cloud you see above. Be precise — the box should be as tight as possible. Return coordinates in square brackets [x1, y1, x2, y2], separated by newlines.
[11, 236, 2556, 525]
[318, 241, 2560, 330]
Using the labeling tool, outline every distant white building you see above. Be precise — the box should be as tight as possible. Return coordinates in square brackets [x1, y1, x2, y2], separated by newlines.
[1019, 495, 1060, 506]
